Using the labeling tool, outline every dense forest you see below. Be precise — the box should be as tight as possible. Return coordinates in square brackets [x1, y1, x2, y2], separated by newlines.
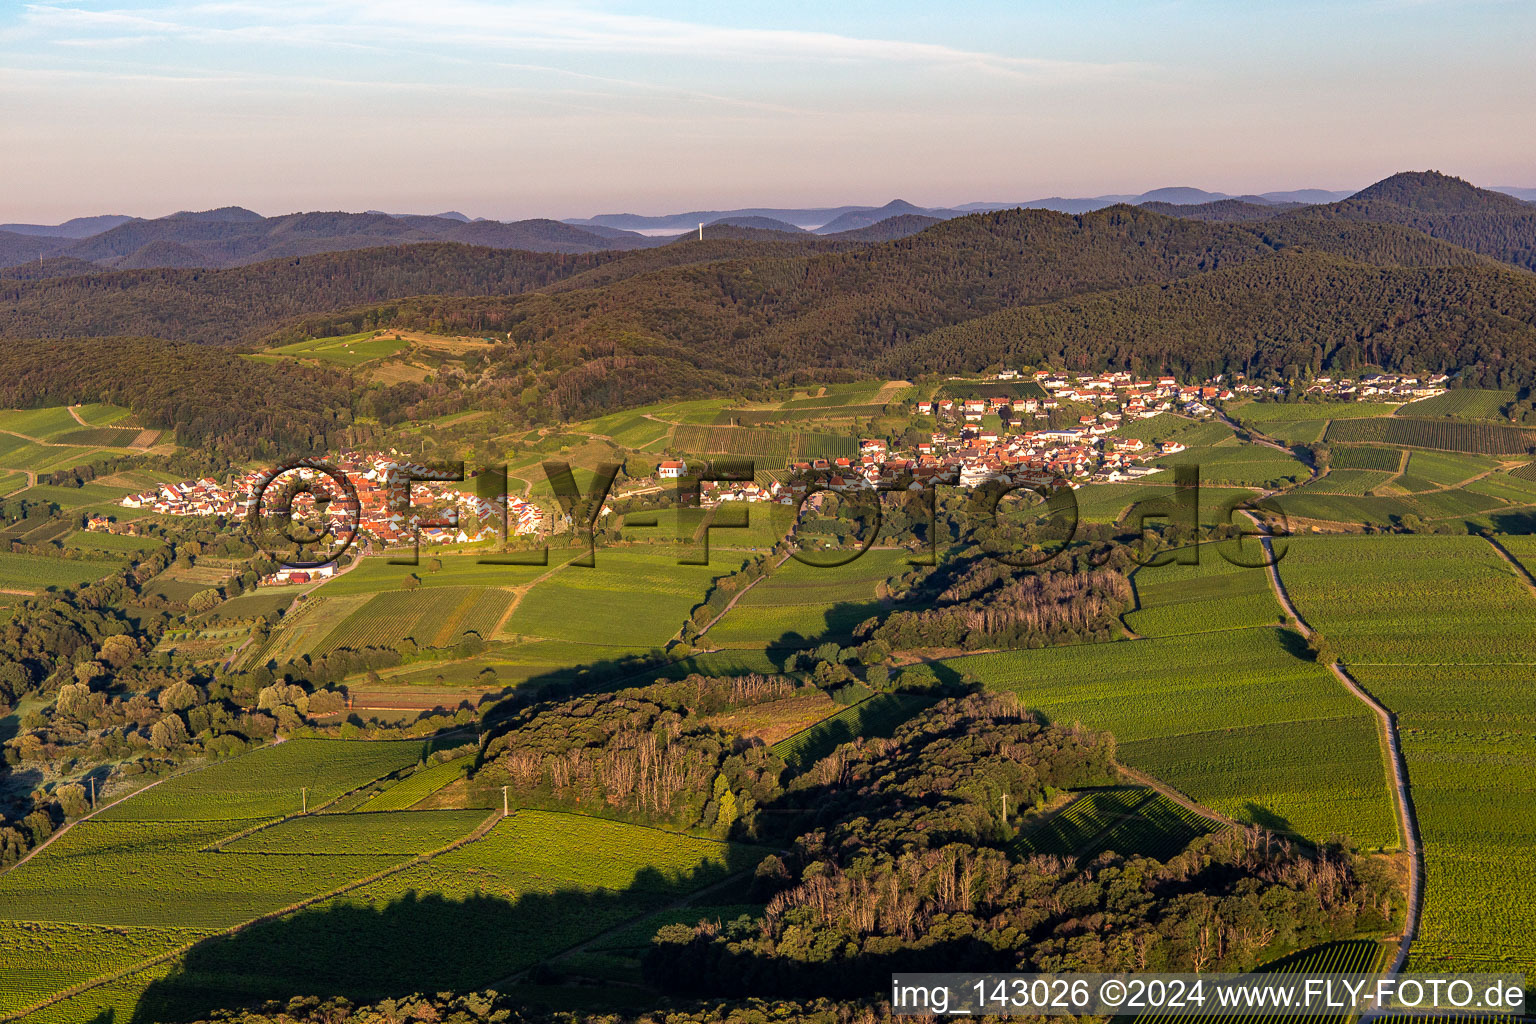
[0, 337, 352, 456]
[642, 694, 1399, 996]
[3, 171, 1535, 447]
[1285, 171, 1536, 272]
[881, 249, 1536, 390]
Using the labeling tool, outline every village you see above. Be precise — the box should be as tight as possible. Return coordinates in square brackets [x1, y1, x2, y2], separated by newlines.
[106, 369, 1457, 565]
[115, 451, 547, 584]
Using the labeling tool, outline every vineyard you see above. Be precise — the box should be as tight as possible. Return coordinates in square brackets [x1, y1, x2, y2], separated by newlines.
[669, 423, 859, 462]
[670, 424, 794, 462]
[311, 586, 513, 654]
[1131, 938, 1388, 1024]
[707, 548, 908, 650]
[1279, 535, 1536, 974]
[1155, 443, 1307, 487]
[363, 756, 476, 811]
[0, 551, 119, 592]
[505, 548, 733, 647]
[80, 811, 760, 1018]
[96, 738, 427, 821]
[222, 809, 488, 855]
[770, 692, 933, 772]
[1295, 468, 1396, 495]
[950, 628, 1398, 847]
[1328, 445, 1402, 471]
[1399, 388, 1516, 421]
[1125, 545, 1283, 636]
[0, 921, 216, 1017]
[1326, 416, 1536, 454]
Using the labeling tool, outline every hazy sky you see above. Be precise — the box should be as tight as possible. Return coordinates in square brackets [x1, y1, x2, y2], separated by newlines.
[2, 0, 1534, 222]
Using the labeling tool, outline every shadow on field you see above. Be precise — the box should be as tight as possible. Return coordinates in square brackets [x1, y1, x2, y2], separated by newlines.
[128, 858, 750, 1024]
[1241, 802, 1298, 836]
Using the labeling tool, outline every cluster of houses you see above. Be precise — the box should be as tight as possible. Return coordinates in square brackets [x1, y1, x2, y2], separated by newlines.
[1304, 373, 1450, 402]
[121, 452, 548, 583]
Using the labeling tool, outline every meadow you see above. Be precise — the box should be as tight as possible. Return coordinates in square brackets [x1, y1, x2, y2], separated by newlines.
[1278, 535, 1536, 973]
[948, 628, 1398, 848]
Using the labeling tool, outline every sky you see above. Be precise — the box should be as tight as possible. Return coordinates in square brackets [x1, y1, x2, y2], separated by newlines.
[2, 0, 1534, 223]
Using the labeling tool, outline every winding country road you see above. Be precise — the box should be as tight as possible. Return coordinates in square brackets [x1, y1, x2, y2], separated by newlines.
[1244, 515, 1424, 982]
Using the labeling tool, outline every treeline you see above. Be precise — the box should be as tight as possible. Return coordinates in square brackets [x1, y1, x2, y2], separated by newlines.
[644, 693, 1402, 997]
[182, 991, 883, 1024]
[0, 337, 354, 457]
[858, 561, 1131, 652]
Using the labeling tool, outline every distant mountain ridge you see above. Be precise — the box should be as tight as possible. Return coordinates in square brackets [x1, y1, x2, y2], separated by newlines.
[6, 174, 1533, 274]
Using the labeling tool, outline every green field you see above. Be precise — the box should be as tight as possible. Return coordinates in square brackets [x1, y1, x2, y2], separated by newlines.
[770, 692, 934, 772]
[1124, 546, 1283, 636]
[96, 738, 428, 821]
[1400, 388, 1517, 420]
[1279, 535, 1536, 973]
[1012, 787, 1217, 863]
[99, 811, 760, 1020]
[948, 627, 1398, 848]
[362, 756, 475, 811]
[707, 548, 910, 649]
[0, 552, 120, 592]
[504, 548, 735, 648]
[262, 331, 408, 366]
[312, 586, 513, 654]
[1327, 416, 1536, 454]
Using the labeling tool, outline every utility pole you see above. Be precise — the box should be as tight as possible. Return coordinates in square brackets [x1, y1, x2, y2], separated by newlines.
[697, 222, 703, 241]
[89, 776, 96, 810]
[502, 785, 509, 817]
[301, 786, 308, 814]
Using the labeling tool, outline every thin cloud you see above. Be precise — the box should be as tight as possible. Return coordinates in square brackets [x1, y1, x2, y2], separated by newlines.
[13, 0, 1144, 81]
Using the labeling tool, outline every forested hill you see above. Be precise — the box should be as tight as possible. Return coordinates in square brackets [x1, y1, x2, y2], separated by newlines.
[0, 337, 352, 457]
[253, 206, 1517, 422]
[0, 238, 851, 345]
[1279, 171, 1536, 272]
[879, 249, 1536, 390]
